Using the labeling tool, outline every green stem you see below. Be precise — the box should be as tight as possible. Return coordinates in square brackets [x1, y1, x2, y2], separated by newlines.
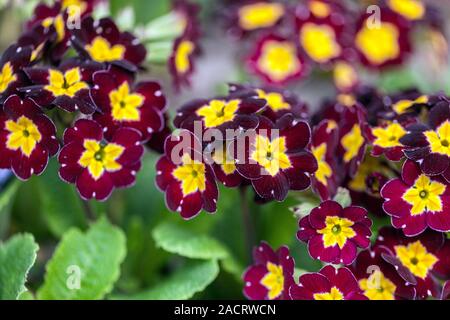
[240, 186, 255, 260]
[80, 199, 96, 222]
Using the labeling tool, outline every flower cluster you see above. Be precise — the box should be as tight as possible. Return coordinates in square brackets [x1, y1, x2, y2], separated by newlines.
[220, 0, 445, 91]
[156, 83, 318, 219]
[0, 0, 170, 200]
[241, 85, 450, 300]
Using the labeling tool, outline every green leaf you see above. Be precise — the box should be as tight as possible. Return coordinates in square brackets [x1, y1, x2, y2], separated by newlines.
[0, 234, 38, 300]
[153, 222, 229, 260]
[38, 160, 87, 238]
[37, 218, 126, 300]
[113, 260, 220, 300]
[0, 179, 20, 239]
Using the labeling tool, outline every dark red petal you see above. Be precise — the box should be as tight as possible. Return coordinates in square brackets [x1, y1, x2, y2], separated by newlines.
[251, 174, 289, 201]
[288, 151, 318, 173]
[391, 214, 428, 237]
[321, 266, 360, 295]
[63, 119, 102, 144]
[308, 234, 339, 263]
[339, 241, 357, 265]
[298, 272, 331, 293]
[179, 190, 203, 219]
[76, 169, 114, 201]
[297, 216, 316, 242]
[253, 241, 278, 265]
[11, 145, 48, 180]
[135, 81, 166, 111]
[110, 167, 138, 188]
[421, 153, 449, 176]
[309, 200, 343, 229]
[202, 167, 218, 213]
[342, 206, 368, 223]
[427, 201, 450, 232]
[281, 121, 310, 151]
[243, 265, 269, 300]
[428, 102, 450, 129]
[58, 142, 84, 183]
[155, 156, 177, 191]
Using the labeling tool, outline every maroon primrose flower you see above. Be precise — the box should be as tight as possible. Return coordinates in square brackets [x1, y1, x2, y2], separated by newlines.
[353, 9, 411, 69]
[351, 244, 417, 300]
[92, 67, 166, 142]
[0, 44, 32, 102]
[374, 227, 445, 299]
[247, 34, 309, 85]
[0, 95, 58, 180]
[58, 119, 144, 201]
[228, 83, 309, 122]
[155, 130, 218, 219]
[309, 119, 340, 200]
[381, 160, 450, 236]
[400, 102, 450, 180]
[23, 59, 101, 113]
[234, 115, 317, 201]
[71, 17, 147, 70]
[290, 265, 368, 300]
[297, 200, 372, 265]
[243, 241, 294, 300]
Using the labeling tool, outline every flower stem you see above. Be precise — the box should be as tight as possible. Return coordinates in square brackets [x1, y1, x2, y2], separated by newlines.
[81, 199, 96, 222]
[240, 186, 255, 260]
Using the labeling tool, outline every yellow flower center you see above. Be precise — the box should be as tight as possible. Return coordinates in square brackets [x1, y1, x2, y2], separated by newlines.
[44, 67, 88, 98]
[85, 37, 126, 63]
[424, 120, 450, 157]
[109, 82, 144, 122]
[6, 116, 42, 157]
[300, 23, 341, 63]
[257, 40, 301, 82]
[313, 287, 344, 300]
[172, 153, 206, 196]
[341, 124, 364, 163]
[196, 99, 240, 128]
[372, 122, 406, 148]
[355, 21, 400, 65]
[251, 135, 291, 177]
[387, 0, 425, 21]
[312, 143, 332, 186]
[238, 2, 285, 31]
[333, 61, 358, 92]
[260, 262, 284, 300]
[78, 140, 124, 180]
[255, 89, 290, 112]
[308, 0, 331, 18]
[0, 62, 17, 94]
[62, 0, 88, 18]
[42, 14, 65, 42]
[317, 215, 356, 249]
[402, 174, 446, 215]
[212, 146, 236, 175]
[392, 95, 428, 114]
[175, 40, 194, 74]
[359, 270, 396, 300]
[395, 241, 438, 279]
[337, 94, 357, 107]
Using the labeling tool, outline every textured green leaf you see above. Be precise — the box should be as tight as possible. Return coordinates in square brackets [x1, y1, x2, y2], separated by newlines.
[0, 179, 20, 239]
[153, 222, 229, 260]
[114, 260, 219, 300]
[0, 234, 38, 300]
[37, 218, 126, 300]
[39, 160, 87, 237]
